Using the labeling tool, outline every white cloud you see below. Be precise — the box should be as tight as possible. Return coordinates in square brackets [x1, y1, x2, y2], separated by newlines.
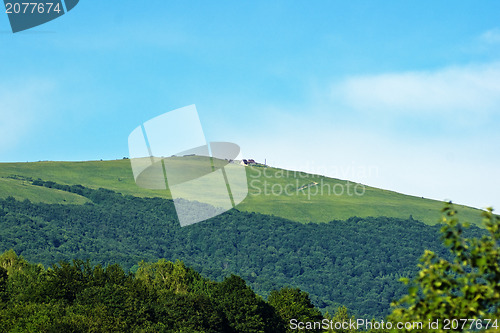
[221, 62, 500, 211]
[332, 62, 500, 119]
[238, 121, 500, 211]
[480, 28, 500, 44]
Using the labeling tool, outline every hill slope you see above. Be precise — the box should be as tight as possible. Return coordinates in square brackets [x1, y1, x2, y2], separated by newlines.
[0, 159, 485, 226]
[0, 185, 486, 318]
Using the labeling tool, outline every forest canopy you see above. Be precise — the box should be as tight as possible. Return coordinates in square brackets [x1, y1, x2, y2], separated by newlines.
[0, 180, 487, 319]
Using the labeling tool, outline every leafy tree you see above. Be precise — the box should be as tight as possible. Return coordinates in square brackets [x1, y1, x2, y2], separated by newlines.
[152, 292, 230, 333]
[213, 274, 273, 333]
[135, 259, 203, 294]
[268, 287, 323, 332]
[6, 263, 47, 304]
[45, 259, 94, 303]
[0, 250, 28, 274]
[0, 267, 7, 304]
[388, 203, 500, 332]
[323, 306, 358, 333]
[0, 254, 295, 332]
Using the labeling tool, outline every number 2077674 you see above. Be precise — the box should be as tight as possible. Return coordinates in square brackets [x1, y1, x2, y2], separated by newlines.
[5, 2, 62, 14]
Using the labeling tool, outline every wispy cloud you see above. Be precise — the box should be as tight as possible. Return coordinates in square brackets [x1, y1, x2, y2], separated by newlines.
[331, 62, 500, 119]
[224, 61, 500, 210]
[480, 28, 500, 44]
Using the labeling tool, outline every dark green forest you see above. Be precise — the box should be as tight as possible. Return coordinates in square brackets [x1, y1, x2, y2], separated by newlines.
[0, 250, 326, 332]
[0, 180, 486, 319]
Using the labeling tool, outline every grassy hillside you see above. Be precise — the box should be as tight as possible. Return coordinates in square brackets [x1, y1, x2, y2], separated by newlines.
[2, 186, 486, 319]
[0, 159, 485, 226]
[0, 176, 90, 205]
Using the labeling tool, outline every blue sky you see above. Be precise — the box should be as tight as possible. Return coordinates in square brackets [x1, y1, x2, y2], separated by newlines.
[1, 1, 500, 210]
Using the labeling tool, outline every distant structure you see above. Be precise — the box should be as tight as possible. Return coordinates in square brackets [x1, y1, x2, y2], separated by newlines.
[240, 159, 257, 166]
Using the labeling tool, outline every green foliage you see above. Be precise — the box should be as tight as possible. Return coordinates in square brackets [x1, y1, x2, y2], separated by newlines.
[0, 267, 7, 304]
[388, 203, 500, 332]
[0, 253, 305, 332]
[136, 259, 202, 294]
[211, 274, 279, 333]
[268, 287, 323, 332]
[0, 183, 486, 318]
[0, 249, 28, 274]
[323, 306, 358, 333]
[46, 259, 95, 302]
[1, 167, 498, 331]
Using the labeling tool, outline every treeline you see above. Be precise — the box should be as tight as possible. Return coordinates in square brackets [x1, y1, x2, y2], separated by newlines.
[0, 250, 330, 332]
[0, 180, 486, 318]
[2, 204, 498, 332]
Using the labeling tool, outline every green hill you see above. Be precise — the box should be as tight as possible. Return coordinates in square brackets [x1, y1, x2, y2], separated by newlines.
[0, 159, 485, 226]
[0, 185, 486, 319]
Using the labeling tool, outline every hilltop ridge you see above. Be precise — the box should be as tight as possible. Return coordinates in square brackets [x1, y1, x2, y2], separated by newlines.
[0, 159, 485, 226]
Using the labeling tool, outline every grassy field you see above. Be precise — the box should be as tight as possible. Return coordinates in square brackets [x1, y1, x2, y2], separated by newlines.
[0, 176, 90, 205]
[0, 159, 486, 226]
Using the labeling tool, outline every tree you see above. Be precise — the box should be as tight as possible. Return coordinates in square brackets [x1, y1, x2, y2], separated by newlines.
[213, 274, 273, 333]
[323, 306, 359, 333]
[45, 259, 94, 303]
[152, 292, 230, 333]
[388, 203, 500, 332]
[0, 250, 28, 274]
[0, 266, 7, 304]
[135, 259, 202, 294]
[268, 287, 323, 333]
